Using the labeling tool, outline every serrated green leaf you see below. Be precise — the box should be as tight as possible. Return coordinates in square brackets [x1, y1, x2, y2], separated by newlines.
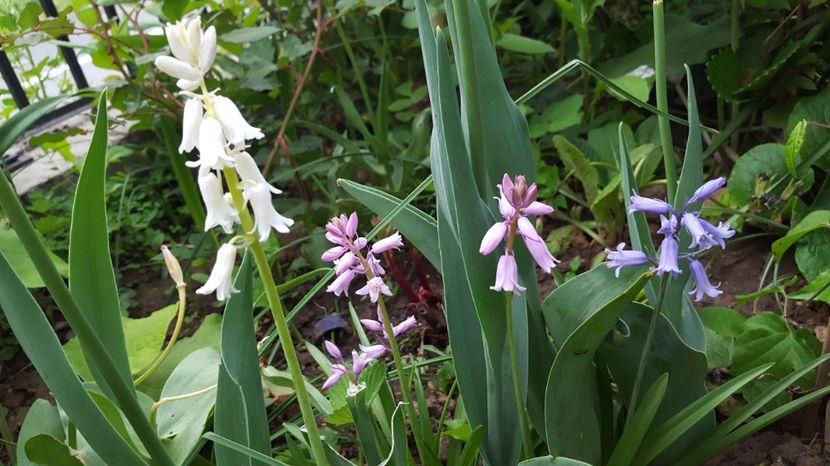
[786, 120, 808, 177]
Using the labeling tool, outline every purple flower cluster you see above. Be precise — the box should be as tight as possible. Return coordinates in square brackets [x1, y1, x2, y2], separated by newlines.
[479, 174, 559, 293]
[321, 213, 402, 301]
[606, 177, 735, 301]
[321, 307, 417, 391]
[322, 340, 375, 390]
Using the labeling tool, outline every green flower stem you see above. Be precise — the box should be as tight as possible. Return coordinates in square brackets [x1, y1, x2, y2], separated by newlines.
[653, 0, 676, 202]
[0, 169, 175, 466]
[505, 292, 533, 459]
[627, 274, 669, 418]
[134, 284, 186, 386]
[220, 167, 330, 466]
[199, 74, 328, 465]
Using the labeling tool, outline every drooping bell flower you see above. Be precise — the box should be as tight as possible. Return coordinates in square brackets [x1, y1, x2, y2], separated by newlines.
[198, 172, 238, 233]
[688, 259, 722, 301]
[479, 174, 559, 293]
[654, 236, 681, 277]
[360, 306, 418, 341]
[605, 243, 651, 277]
[187, 117, 234, 171]
[179, 98, 202, 153]
[213, 96, 264, 145]
[355, 276, 392, 303]
[196, 242, 237, 300]
[491, 254, 525, 293]
[246, 183, 294, 241]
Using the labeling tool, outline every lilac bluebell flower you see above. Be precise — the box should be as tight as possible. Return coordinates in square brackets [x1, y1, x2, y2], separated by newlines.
[655, 236, 681, 277]
[629, 194, 672, 214]
[355, 276, 392, 303]
[688, 259, 722, 301]
[480, 174, 559, 293]
[686, 177, 726, 206]
[611, 178, 735, 300]
[605, 243, 651, 277]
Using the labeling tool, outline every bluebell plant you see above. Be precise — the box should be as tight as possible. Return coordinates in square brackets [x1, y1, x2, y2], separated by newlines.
[605, 177, 735, 301]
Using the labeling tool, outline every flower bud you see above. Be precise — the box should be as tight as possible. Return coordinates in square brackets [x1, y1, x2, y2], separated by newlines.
[161, 245, 185, 287]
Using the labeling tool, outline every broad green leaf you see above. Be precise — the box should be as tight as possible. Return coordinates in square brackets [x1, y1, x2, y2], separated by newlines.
[633, 363, 773, 465]
[787, 89, 830, 170]
[790, 268, 830, 304]
[157, 348, 220, 438]
[727, 143, 789, 204]
[699, 306, 748, 368]
[137, 314, 221, 399]
[607, 373, 669, 466]
[338, 179, 439, 267]
[772, 210, 830, 261]
[64, 304, 178, 380]
[731, 313, 820, 389]
[17, 400, 65, 466]
[69, 97, 132, 396]
[519, 457, 592, 466]
[795, 229, 830, 281]
[496, 33, 555, 54]
[25, 434, 84, 466]
[0, 254, 145, 465]
[215, 255, 271, 466]
[416, 1, 521, 463]
[445, 0, 536, 196]
[600, 303, 711, 463]
[543, 268, 651, 463]
[220, 26, 280, 43]
[0, 228, 67, 288]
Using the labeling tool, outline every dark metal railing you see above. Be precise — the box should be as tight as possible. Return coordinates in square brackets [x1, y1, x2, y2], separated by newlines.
[0, 0, 119, 169]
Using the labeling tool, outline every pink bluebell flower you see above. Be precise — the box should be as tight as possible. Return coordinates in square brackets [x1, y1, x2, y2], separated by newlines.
[319, 341, 380, 391]
[479, 174, 559, 293]
[321, 212, 403, 302]
[360, 306, 418, 341]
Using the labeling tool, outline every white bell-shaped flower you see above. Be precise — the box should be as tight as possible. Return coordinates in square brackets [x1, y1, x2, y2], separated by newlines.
[154, 56, 201, 82]
[176, 79, 200, 92]
[187, 117, 233, 170]
[235, 151, 281, 194]
[196, 242, 237, 301]
[246, 182, 294, 241]
[198, 172, 239, 233]
[179, 98, 202, 153]
[213, 96, 264, 145]
[199, 26, 216, 73]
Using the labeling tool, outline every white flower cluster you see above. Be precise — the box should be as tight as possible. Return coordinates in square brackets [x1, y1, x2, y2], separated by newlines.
[155, 18, 294, 300]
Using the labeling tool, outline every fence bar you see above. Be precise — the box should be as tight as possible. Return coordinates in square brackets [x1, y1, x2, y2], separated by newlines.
[0, 49, 30, 109]
[103, 5, 118, 21]
[38, 0, 90, 90]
